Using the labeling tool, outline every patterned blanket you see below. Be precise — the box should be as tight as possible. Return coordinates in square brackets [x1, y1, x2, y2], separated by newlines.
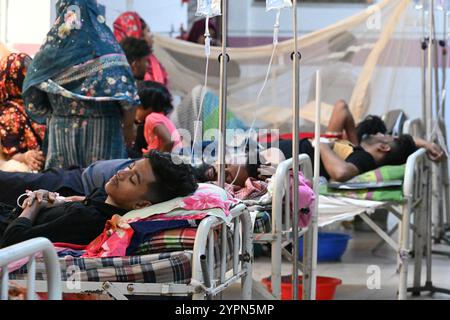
[320, 165, 405, 202]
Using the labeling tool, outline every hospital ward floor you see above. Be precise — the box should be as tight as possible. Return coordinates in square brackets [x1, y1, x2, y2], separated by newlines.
[223, 229, 450, 300]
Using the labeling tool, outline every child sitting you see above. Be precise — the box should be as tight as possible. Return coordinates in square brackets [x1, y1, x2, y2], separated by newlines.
[136, 81, 182, 153]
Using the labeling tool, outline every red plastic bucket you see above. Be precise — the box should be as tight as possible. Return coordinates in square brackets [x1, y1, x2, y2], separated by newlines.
[261, 275, 342, 300]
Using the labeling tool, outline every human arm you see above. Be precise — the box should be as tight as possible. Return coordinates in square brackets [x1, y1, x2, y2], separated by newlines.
[1, 191, 104, 248]
[413, 138, 446, 162]
[319, 143, 360, 182]
[153, 124, 174, 152]
[11, 150, 45, 171]
[122, 108, 136, 149]
[1, 190, 60, 248]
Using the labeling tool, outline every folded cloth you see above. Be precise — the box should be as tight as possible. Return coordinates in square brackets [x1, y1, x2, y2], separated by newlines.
[126, 220, 197, 256]
[83, 183, 237, 258]
[225, 178, 268, 200]
[83, 214, 134, 258]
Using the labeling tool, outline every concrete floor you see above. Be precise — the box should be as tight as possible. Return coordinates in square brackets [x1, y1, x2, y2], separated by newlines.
[223, 229, 450, 300]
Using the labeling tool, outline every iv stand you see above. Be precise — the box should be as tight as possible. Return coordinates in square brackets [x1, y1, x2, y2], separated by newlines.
[290, 0, 301, 300]
[408, 0, 450, 298]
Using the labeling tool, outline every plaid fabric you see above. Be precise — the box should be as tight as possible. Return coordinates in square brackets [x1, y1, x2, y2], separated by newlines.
[10, 227, 237, 284]
[10, 251, 193, 284]
[133, 228, 197, 255]
[133, 227, 234, 271]
[253, 211, 271, 234]
[210, 229, 234, 276]
[225, 179, 268, 201]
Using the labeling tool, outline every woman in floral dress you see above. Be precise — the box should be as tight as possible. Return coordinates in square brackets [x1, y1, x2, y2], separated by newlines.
[0, 53, 46, 171]
[22, 0, 140, 169]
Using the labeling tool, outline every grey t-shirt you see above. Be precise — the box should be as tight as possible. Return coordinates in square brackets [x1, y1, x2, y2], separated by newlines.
[81, 159, 135, 195]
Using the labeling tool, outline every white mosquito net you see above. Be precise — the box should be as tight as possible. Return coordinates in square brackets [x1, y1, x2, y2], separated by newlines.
[153, 0, 426, 136]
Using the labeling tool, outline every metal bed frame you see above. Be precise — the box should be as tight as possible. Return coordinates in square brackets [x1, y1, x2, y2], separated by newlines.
[253, 120, 430, 300]
[252, 154, 313, 300]
[2, 204, 252, 300]
[0, 237, 62, 300]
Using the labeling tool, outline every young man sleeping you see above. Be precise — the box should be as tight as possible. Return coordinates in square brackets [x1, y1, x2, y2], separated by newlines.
[0, 150, 198, 248]
[0, 129, 444, 207]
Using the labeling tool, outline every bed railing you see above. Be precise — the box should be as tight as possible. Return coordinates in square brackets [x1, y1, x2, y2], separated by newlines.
[0, 237, 61, 300]
[398, 147, 428, 300]
[270, 154, 313, 300]
[403, 118, 425, 140]
[191, 203, 252, 300]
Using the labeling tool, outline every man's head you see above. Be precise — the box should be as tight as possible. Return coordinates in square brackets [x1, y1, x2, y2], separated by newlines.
[120, 37, 150, 80]
[356, 115, 387, 144]
[105, 150, 198, 210]
[360, 133, 418, 166]
[187, 18, 219, 45]
[193, 142, 262, 187]
[140, 18, 154, 50]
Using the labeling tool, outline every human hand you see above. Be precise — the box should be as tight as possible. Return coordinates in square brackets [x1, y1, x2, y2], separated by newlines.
[23, 150, 45, 171]
[426, 142, 446, 162]
[22, 189, 60, 210]
[64, 195, 86, 202]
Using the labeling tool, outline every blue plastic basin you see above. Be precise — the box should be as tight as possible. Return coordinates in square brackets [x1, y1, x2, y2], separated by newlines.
[298, 232, 351, 262]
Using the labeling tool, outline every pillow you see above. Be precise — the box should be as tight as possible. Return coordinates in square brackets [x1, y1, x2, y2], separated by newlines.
[345, 165, 405, 184]
[83, 183, 238, 258]
[319, 165, 405, 202]
[122, 183, 237, 225]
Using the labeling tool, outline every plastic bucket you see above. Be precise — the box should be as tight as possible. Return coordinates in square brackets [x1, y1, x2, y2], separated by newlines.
[298, 232, 351, 262]
[261, 275, 342, 300]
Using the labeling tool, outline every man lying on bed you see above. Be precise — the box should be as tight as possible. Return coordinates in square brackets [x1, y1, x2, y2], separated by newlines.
[0, 131, 444, 205]
[0, 150, 198, 248]
[189, 130, 445, 189]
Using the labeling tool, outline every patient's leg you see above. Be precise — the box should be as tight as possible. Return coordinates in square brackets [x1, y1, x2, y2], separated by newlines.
[327, 100, 358, 145]
[0, 168, 84, 207]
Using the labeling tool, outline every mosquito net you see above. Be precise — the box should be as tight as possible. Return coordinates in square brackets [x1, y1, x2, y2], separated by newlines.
[153, 0, 426, 137]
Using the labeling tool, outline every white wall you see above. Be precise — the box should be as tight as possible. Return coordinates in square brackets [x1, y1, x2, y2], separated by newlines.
[229, 1, 369, 37]
[0, 0, 187, 55]
[99, 0, 188, 37]
[1, 0, 52, 53]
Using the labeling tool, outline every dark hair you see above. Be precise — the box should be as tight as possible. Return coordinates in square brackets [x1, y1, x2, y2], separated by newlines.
[187, 18, 218, 43]
[244, 140, 262, 179]
[140, 18, 147, 31]
[356, 115, 387, 144]
[191, 162, 214, 183]
[144, 150, 198, 204]
[382, 134, 418, 166]
[137, 80, 174, 115]
[120, 37, 151, 64]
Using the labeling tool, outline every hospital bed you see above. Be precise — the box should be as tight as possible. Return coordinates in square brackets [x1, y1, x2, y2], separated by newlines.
[2, 202, 253, 300]
[252, 119, 429, 300]
[0, 237, 61, 300]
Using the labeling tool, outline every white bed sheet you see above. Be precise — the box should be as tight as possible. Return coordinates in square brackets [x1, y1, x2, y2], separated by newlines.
[317, 195, 384, 227]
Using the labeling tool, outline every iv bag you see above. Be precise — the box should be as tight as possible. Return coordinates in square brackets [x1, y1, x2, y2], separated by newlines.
[196, 0, 222, 17]
[436, 0, 450, 12]
[266, 0, 292, 11]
